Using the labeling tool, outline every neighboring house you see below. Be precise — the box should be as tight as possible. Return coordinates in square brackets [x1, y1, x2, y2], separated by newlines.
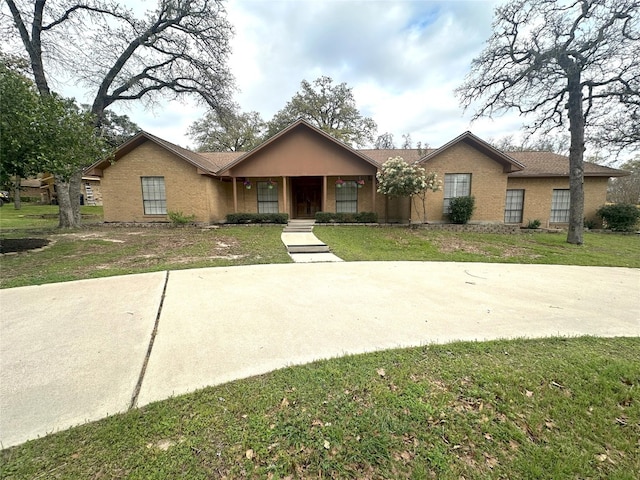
[13, 174, 103, 206]
[86, 119, 627, 226]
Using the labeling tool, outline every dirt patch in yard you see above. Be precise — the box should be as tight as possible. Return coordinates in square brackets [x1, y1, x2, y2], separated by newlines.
[434, 237, 489, 255]
[433, 237, 539, 259]
[0, 238, 51, 254]
[61, 230, 246, 269]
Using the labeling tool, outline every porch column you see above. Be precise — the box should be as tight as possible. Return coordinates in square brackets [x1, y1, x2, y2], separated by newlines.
[322, 175, 328, 211]
[232, 176, 238, 213]
[282, 176, 288, 216]
[371, 174, 376, 212]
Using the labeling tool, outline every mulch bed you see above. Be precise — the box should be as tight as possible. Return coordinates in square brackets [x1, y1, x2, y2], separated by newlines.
[0, 238, 50, 254]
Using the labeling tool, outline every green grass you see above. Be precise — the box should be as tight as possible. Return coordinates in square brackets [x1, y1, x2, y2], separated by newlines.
[2, 337, 638, 479]
[0, 225, 292, 288]
[2, 207, 638, 289]
[314, 226, 640, 267]
[0, 204, 103, 228]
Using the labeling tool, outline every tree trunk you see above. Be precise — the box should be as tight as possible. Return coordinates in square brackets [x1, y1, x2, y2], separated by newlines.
[13, 174, 21, 210]
[56, 171, 83, 228]
[565, 71, 585, 245]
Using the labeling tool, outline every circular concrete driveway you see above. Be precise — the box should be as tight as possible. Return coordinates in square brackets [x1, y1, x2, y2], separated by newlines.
[1, 261, 638, 448]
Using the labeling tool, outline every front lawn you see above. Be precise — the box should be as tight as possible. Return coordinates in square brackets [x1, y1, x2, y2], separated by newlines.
[2, 337, 638, 479]
[314, 225, 640, 267]
[1, 206, 638, 289]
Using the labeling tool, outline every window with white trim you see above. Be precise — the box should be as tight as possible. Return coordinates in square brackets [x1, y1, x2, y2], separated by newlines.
[504, 189, 525, 223]
[141, 176, 166, 215]
[336, 181, 357, 213]
[550, 189, 570, 223]
[443, 173, 471, 213]
[257, 181, 279, 213]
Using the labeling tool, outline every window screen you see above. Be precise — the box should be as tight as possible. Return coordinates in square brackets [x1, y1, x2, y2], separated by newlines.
[504, 189, 524, 223]
[141, 177, 166, 215]
[257, 181, 279, 213]
[550, 189, 570, 223]
[336, 181, 357, 213]
[443, 173, 471, 213]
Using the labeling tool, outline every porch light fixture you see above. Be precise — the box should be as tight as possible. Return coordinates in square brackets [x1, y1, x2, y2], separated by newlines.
[243, 179, 252, 189]
[335, 178, 345, 188]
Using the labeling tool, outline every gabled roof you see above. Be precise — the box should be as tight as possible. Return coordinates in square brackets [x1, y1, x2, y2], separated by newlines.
[198, 151, 243, 171]
[87, 131, 222, 175]
[418, 131, 525, 173]
[358, 148, 432, 166]
[215, 119, 380, 175]
[507, 151, 629, 177]
[86, 127, 627, 181]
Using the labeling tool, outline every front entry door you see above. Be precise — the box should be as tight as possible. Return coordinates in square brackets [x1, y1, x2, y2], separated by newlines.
[292, 177, 322, 218]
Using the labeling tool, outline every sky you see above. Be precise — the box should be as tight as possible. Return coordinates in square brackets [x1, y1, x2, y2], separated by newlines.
[67, 0, 527, 149]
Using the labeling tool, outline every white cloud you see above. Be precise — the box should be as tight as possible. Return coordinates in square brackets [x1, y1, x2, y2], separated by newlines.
[53, 0, 524, 149]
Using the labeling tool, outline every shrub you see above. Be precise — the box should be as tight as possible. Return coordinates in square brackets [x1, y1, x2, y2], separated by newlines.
[596, 203, 640, 232]
[526, 219, 541, 229]
[315, 212, 378, 223]
[168, 211, 196, 226]
[225, 213, 289, 224]
[448, 196, 475, 224]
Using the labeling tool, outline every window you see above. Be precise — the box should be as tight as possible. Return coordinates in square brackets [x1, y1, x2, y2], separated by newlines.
[504, 189, 525, 223]
[443, 173, 471, 213]
[550, 189, 570, 223]
[257, 181, 279, 213]
[336, 181, 357, 213]
[141, 176, 166, 215]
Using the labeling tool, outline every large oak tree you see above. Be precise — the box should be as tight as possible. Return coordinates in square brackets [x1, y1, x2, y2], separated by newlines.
[266, 76, 378, 148]
[456, 0, 639, 244]
[4, 0, 234, 227]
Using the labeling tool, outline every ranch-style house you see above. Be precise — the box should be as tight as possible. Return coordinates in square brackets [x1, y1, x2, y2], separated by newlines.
[86, 119, 627, 226]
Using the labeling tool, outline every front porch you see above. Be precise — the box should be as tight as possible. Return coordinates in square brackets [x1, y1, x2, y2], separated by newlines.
[228, 175, 377, 219]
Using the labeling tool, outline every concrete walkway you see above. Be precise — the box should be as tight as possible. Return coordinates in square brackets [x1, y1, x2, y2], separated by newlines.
[1, 262, 639, 449]
[281, 219, 343, 262]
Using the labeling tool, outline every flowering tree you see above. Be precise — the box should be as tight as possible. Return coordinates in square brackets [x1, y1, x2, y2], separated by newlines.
[376, 156, 441, 223]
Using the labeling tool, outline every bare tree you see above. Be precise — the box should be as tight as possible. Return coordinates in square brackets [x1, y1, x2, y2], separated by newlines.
[401, 133, 412, 149]
[456, 0, 639, 244]
[490, 133, 570, 154]
[3, 0, 234, 227]
[608, 157, 640, 204]
[375, 132, 396, 149]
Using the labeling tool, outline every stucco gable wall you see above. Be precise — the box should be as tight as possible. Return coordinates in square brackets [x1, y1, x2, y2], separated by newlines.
[417, 142, 509, 223]
[507, 176, 609, 227]
[102, 141, 214, 223]
[228, 127, 377, 177]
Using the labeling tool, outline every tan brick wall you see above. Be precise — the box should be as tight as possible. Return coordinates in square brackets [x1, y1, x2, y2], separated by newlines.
[414, 142, 510, 223]
[324, 177, 375, 213]
[102, 141, 221, 223]
[506, 176, 609, 227]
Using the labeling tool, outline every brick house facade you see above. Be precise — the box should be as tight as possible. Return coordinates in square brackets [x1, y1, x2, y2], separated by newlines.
[87, 120, 627, 226]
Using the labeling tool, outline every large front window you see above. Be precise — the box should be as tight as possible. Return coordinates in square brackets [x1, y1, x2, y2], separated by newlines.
[141, 176, 166, 215]
[257, 181, 279, 213]
[504, 189, 524, 223]
[550, 189, 570, 223]
[336, 181, 357, 213]
[443, 173, 471, 213]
